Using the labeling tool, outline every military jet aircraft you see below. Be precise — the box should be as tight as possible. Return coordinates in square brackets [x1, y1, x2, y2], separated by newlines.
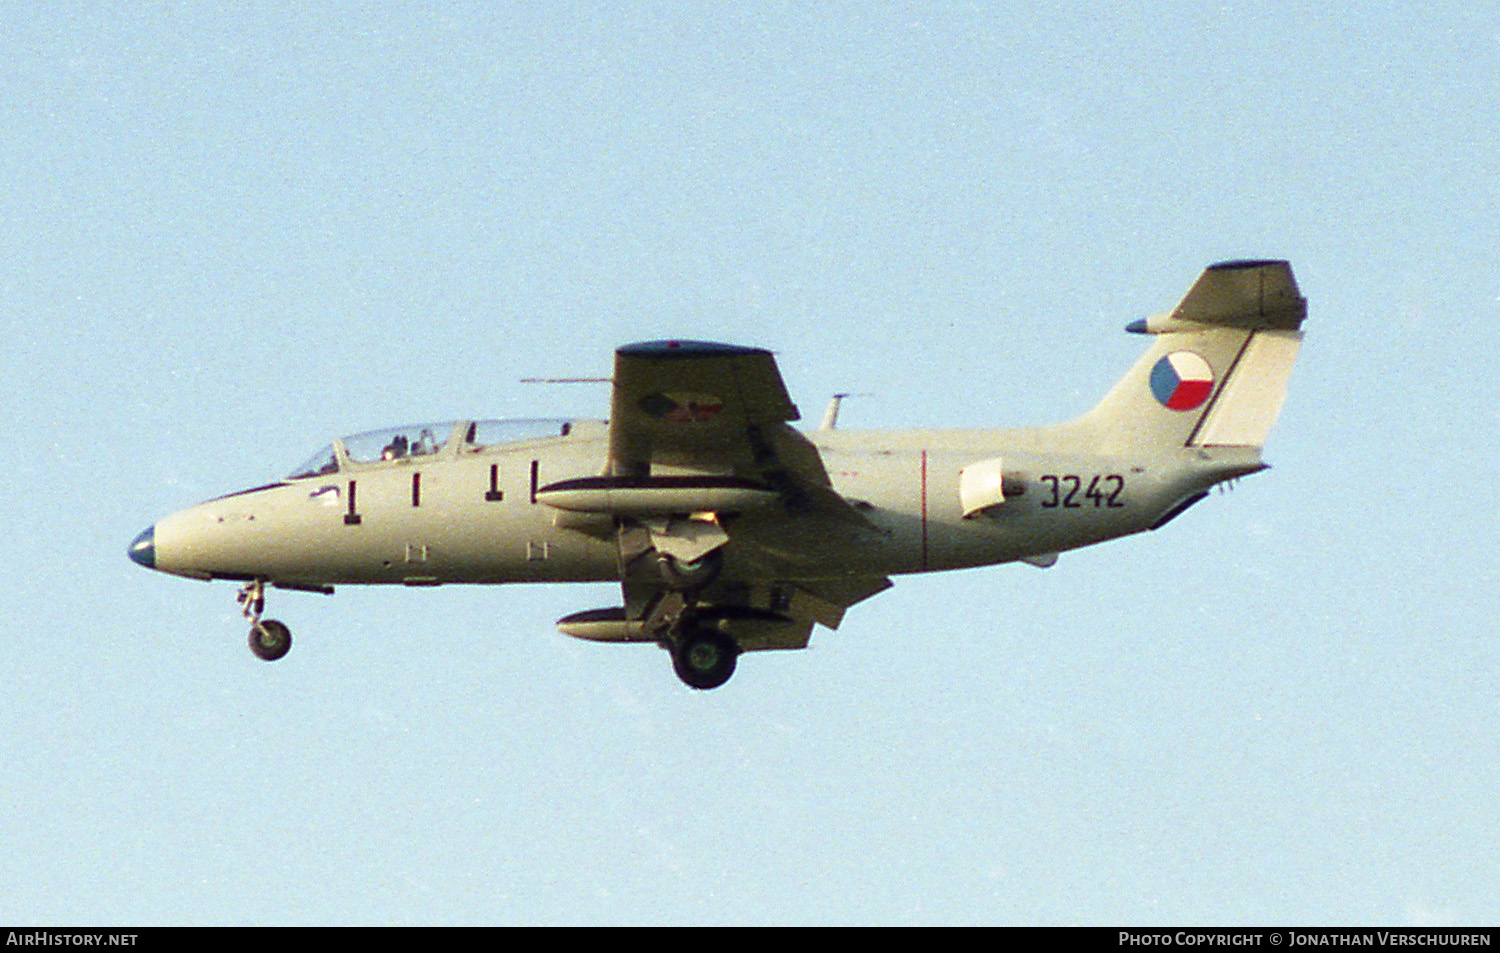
[129, 259, 1306, 689]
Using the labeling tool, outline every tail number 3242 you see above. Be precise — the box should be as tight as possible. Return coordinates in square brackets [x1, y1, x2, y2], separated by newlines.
[1039, 474, 1126, 509]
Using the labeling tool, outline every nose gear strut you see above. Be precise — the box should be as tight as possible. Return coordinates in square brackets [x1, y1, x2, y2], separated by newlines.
[237, 579, 292, 661]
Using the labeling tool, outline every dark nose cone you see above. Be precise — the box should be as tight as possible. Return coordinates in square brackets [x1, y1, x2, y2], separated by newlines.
[128, 526, 156, 569]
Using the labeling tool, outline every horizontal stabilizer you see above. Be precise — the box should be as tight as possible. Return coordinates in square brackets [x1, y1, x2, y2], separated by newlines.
[1128, 260, 1305, 334]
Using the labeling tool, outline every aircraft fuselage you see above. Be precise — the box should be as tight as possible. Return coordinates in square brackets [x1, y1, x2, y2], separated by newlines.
[139, 418, 1261, 590]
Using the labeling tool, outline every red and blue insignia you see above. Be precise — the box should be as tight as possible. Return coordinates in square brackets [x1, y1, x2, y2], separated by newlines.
[1149, 351, 1214, 411]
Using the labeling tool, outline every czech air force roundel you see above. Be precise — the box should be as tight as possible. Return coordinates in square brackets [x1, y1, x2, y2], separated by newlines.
[1149, 351, 1214, 411]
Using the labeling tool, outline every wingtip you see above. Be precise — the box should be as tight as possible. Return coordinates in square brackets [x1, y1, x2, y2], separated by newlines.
[617, 340, 768, 359]
[1207, 258, 1289, 271]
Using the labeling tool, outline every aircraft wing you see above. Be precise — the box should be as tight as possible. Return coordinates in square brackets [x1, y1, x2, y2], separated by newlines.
[607, 340, 859, 516]
[608, 340, 800, 474]
[597, 340, 890, 648]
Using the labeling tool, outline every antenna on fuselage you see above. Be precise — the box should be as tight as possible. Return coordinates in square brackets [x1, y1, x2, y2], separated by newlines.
[820, 393, 870, 430]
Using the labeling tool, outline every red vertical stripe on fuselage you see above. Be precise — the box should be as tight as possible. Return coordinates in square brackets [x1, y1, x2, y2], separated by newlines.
[920, 449, 929, 572]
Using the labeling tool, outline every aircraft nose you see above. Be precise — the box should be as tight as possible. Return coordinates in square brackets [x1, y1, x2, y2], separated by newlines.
[128, 525, 156, 569]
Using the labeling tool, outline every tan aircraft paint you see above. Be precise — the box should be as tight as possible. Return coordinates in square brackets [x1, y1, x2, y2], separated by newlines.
[131, 260, 1306, 689]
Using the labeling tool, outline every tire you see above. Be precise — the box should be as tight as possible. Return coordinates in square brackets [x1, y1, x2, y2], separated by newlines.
[671, 627, 739, 690]
[249, 619, 292, 661]
[656, 548, 724, 592]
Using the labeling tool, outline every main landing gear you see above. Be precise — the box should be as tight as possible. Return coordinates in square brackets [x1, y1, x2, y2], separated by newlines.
[237, 579, 292, 661]
[656, 552, 738, 690]
[640, 540, 739, 690]
[670, 624, 739, 690]
[656, 548, 724, 592]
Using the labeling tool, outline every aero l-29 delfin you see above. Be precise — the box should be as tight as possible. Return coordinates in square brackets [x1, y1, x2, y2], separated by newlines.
[129, 260, 1306, 689]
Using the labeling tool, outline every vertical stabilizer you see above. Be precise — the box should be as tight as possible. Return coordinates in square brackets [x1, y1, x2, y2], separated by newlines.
[1075, 260, 1305, 453]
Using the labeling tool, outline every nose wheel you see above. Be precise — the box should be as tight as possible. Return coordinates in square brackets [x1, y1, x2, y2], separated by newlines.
[237, 580, 292, 661]
[249, 619, 292, 661]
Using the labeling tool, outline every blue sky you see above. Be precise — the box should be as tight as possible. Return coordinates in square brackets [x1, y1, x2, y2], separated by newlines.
[2, 1, 1496, 925]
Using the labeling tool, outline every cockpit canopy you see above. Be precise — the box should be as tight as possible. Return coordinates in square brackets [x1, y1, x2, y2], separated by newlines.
[288, 419, 579, 479]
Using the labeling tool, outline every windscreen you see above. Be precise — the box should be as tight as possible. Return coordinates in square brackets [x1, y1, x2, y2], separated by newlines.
[288, 445, 338, 479]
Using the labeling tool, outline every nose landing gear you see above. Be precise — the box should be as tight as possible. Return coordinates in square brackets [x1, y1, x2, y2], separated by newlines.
[237, 580, 292, 661]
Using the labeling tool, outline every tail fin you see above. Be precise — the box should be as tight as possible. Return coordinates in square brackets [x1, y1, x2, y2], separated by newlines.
[1075, 260, 1306, 453]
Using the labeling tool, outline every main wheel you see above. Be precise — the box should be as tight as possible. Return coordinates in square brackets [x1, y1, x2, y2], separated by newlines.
[657, 548, 724, 592]
[671, 627, 739, 690]
[249, 619, 292, 661]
